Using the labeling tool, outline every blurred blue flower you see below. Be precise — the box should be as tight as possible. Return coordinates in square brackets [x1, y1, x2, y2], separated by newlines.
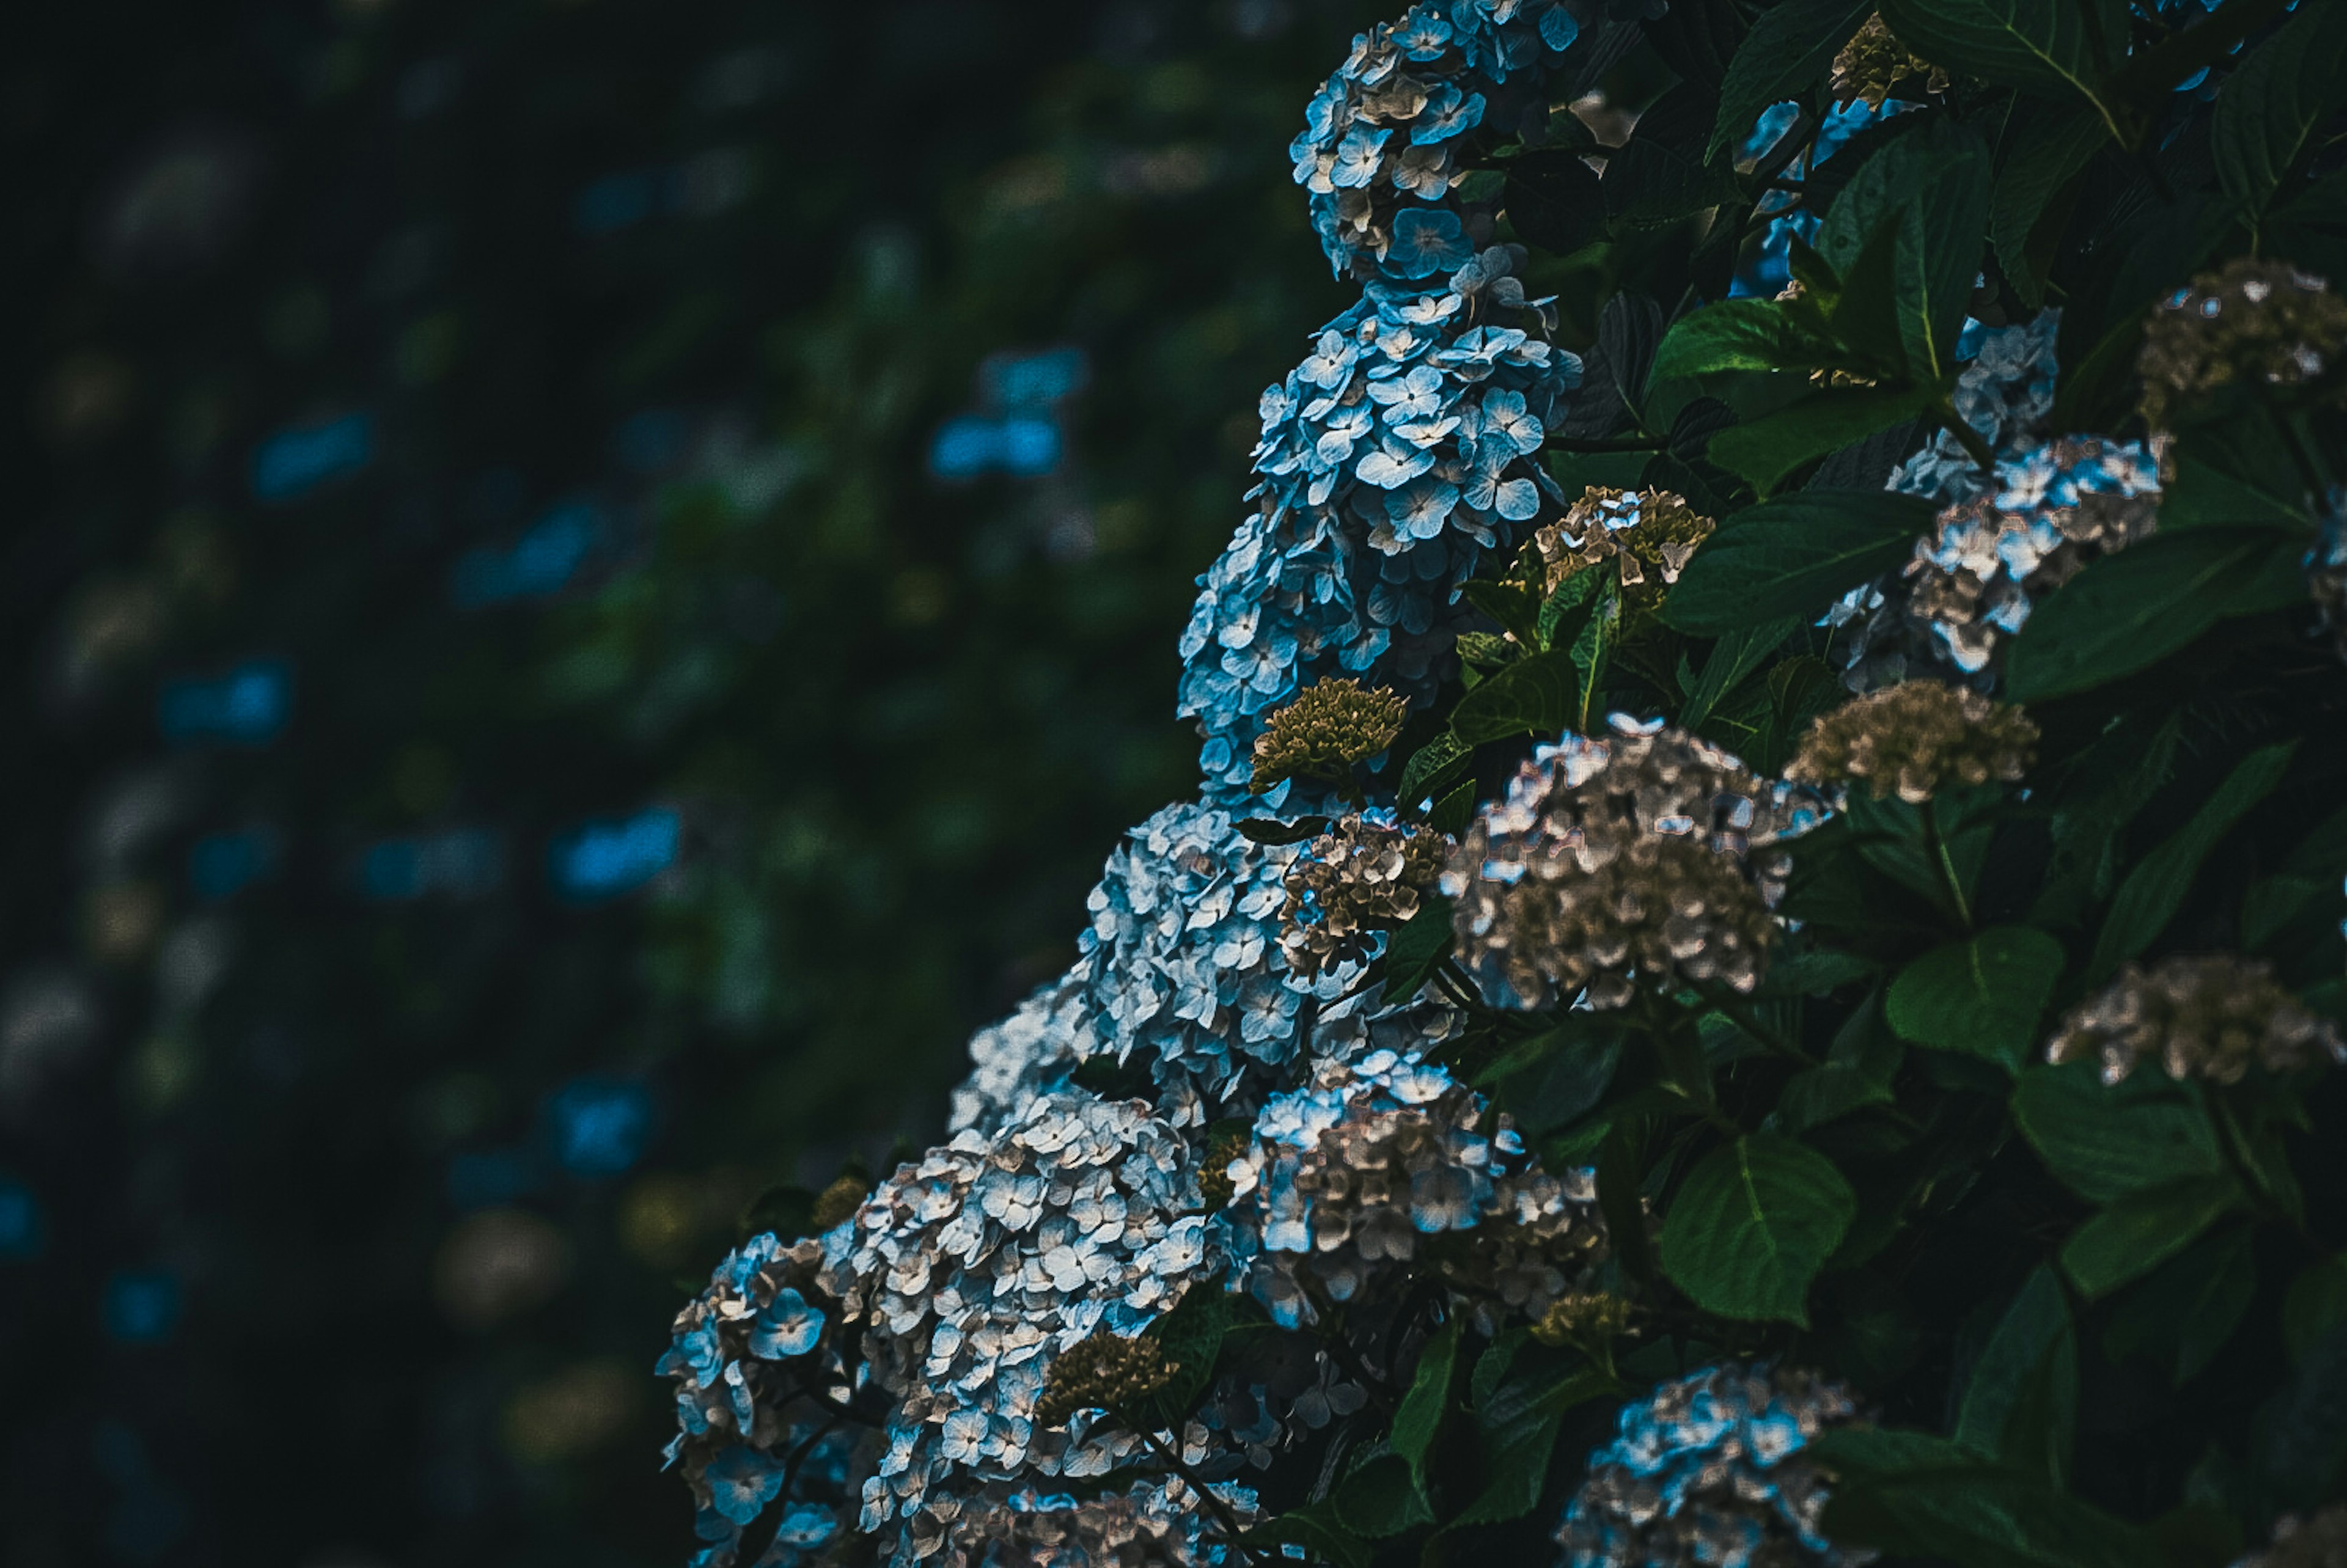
[103, 1269, 182, 1345]
[158, 659, 291, 745]
[545, 1077, 653, 1177]
[0, 1179, 43, 1260]
[251, 412, 374, 503]
[549, 807, 680, 900]
[450, 499, 602, 607]
[358, 827, 507, 901]
[188, 829, 274, 901]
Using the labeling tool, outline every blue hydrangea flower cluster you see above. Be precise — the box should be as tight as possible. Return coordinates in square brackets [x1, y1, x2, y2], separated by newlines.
[930, 1478, 1262, 1568]
[1074, 802, 1381, 1121]
[692, 1424, 860, 1568]
[657, 1231, 852, 1566]
[815, 1093, 1224, 1564]
[1555, 1363, 1866, 1568]
[1178, 248, 1581, 805]
[947, 965, 1092, 1137]
[1293, 2, 1589, 287]
[1222, 1048, 1607, 1330]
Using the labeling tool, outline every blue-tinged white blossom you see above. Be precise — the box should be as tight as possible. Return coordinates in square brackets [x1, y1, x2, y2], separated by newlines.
[815, 1093, 1225, 1565]
[1178, 249, 1581, 805]
[1221, 1049, 1607, 1330]
[928, 1478, 1262, 1568]
[1556, 1364, 1869, 1568]
[2311, 488, 2347, 663]
[947, 967, 1093, 1137]
[1733, 97, 1909, 299]
[1824, 313, 2063, 689]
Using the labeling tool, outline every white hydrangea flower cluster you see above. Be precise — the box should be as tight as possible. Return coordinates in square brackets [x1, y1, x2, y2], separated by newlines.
[930, 1478, 1262, 1568]
[948, 966, 1093, 1137]
[1222, 1048, 1608, 1331]
[817, 1093, 1224, 1564]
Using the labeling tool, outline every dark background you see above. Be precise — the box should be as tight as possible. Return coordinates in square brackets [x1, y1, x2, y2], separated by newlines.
[0, 3, 1380, 1563]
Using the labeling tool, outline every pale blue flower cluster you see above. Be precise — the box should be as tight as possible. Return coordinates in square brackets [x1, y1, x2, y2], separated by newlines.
[1732, 97, 1908, 299]
[1074, 802, 1378, 1120]
[1179, 249, 1581, 804]
[1293, 2, 1587, 286]
[692, 1425, 858, 1568]
[947, 966, 1092, 1137]
[1556, 1364, 1864, 1568]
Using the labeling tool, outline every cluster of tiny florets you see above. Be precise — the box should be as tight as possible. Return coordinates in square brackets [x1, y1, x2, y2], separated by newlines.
[1530, 487, 1715, 612]
[1902, 435, 2165, 676]
[1788, 683, 2037, 803]
[1829, 13, 1947, 109]
[949, 966, 1093, 1137]
[1223, 1049, 1608, 1331]
[2139, 258, 2347, 428]
[1279, 811, 1448, 978]
[2233, 1508, 2347, 1568]
[933, 1479, 1261, 1568]
[1035, 1328, 1184, 1429]
[1250, 678, 1409, 795]
[2048, 954, 2347, 1086]
[817, 1093, 1223, 1563]
[1293, 2, 1589, 287]
[1180, 246, 1581, 804]
[1442, 715, 1827, 1009]
[1075, 802, 1376, 1121]
[657, 1233, 848, 1563]
[1556, 1364, 1871, 1568]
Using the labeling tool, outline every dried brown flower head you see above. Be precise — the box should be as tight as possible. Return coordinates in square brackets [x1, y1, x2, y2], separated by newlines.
[1035, 1327, 1183, 1427]
[1442, 716, 1827, 1009]
[1831, 13, 1948, 109]
[2239, 1507, 2347, 1568]
[1531, 1289, 1633, 1349]
[2048, 954, 2346, 1086]
[935, 1478, 1257, 1568]
[1530, 487, 1715, 614]
[1279, 813, 1448, 979]
[1249, 678, 1409, 795]
[2139, 257, 2347, 427]
[1788, 682, 2037, 803]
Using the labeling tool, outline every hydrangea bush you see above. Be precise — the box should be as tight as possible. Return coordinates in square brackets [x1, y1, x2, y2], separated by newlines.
[665, 3, 2347, 1564]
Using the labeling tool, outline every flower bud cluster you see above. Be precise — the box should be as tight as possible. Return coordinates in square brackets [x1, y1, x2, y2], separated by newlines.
[933, 1479, 1261, 1568]
[1035, 1328, 1184, 1429]
[1443, 716, 1826, 1009]
[2139, 258, 2347, 428]
[1529, 486, 1715, 612]
[2048, 954, 2346, 1086]
[1222, 1049, 1607, 1330]
[1250, 678, 1409, 795]
[815, 1093, 1223, 1561]
[1556, 1363, 1870, 1568]
[1829, 13, 1948, 110]
[1279, 810, 1447, 979]
[1904, 435, 2164, 676]
[1788, 683, 2037, 804]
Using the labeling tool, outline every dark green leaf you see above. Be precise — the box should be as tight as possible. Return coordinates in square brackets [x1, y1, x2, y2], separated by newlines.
[2157, 456, 2312, 534]
[1383, 893, 1458, 1006]
[1813, 117, 1994, 380]
[2285, 1256, 2347, 1363]
[1450, 648, 1578, 744]
[2002, 531, 2304, 702]
[1537, 563, 1608, 651]
[1511, 1034, 1627, 1137]
[1504, 146, 1608, 255]
[2104, 1226, 2256, 1386]
[1390, 1318, 1459, 1476]
[1706, 386, 1941, 496]
[1399, 731, 1475, 810]
[1331, 1449, 1435, 1538]
[1648, 299, 1848, 386]
[2012, 1063, 2226, 1204]
[1427, 778, 1478, 838]
[1665, 488, 1939, 633]
[2252, 1322, 2347, 1514]
[1887, 927, 2066, 1071]
[1707, 0, 1875, 158]
[2062, 1177, 2242, 1299]
[1458, 577, 1544, 648]
[1818, 1434, 2153, 1568]
[1450, 1411, 1564, 1526]
[1658, 1133, 1856, 1325]
[1604, 83, 1743, 230]
[1679, 617, 1800, 730]
[1991, 98, 2107, 309]
[1469, 1327, 1527, 1410]
[1598, 1121, 1656, 1289]
[2211, 1, 2347, 216]
[1236, 815, 1331, 846]
[1956, 1265, 2077, 1482]
[2088, 741, 2297, 978]
[1879, 0, 2128, 122]
[1244, 1503, 1372, 1568]
[1136, 1281, 1233, 1431]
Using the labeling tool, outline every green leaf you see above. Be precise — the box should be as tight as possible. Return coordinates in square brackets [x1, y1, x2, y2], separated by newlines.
[1390, 1318, 1459, 1478]
[2104, 1226, 2256, 1386]
[2252, 1322, 2347, 1514]
[1658, 1134, 1856, 1325]
[2061, 1177, 2242, 1299]
[1331, 1449, 1435, 1538]
[2002, 530, 2305, 702]
[1450, 1411, 1564, 1526]
[1458, 577, 1544, 648]
[1991, 98, 2107, 310]
[1956, 1266, 2077, 1482]
[1812, 117, 1993, 381]
[1879, 0, 2128, 129]
[1706, 386, 1941, 496]
[1510, 1033, 1627, 1137]
[1536, 564, 1608, 651]
[2284, 1255, 2347, 1362]
[1136, 1280, 1233, 1431]
[1236, 815, 1332, 847]
[2088, 741, 2297, 979]
[1776, 1062, 1894, 1133]
[2211, 0, 2347, 217]
[1399, 731, 1474, 810]
[1450, 648, 1578, 744]
[1817, 1434, 2153, 1568]
[1243, 1503, 1372, 1568]
[1680, 617, 1801, 731]
[1887, 927, 2066, 1071]
[1665, 488, 1939, 633]
[1706, 0, 1875, 158]
[1604, 83, 1744, 230]
[2012, 1063, 2227, 1204]
[1383, 893, 1458, 1006]
[1598, 1121, 1657, 1289]
[1427, 777, 1478, 838]
[1648, 299, 1849, 387]
[2157, 455, 2312, 534]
